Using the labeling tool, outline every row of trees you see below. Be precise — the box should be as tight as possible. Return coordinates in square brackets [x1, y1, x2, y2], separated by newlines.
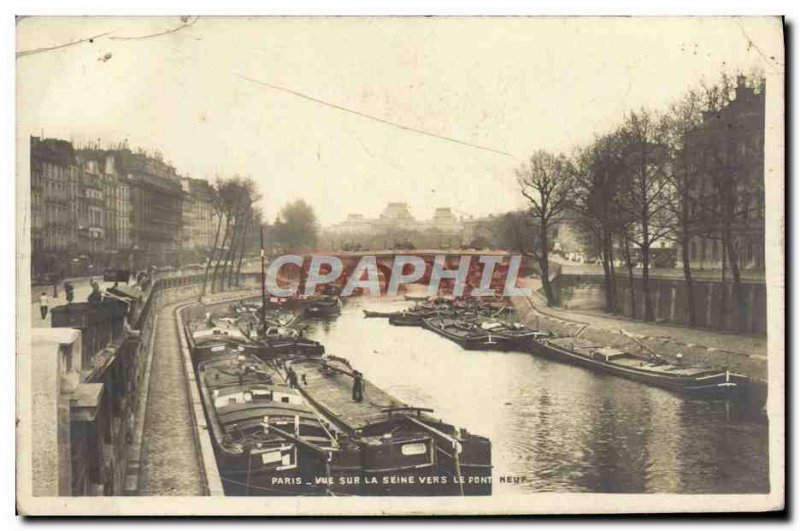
[201, 176, 262, 296]
[198, 180, 323, 297]
[503, 72, 765, 332]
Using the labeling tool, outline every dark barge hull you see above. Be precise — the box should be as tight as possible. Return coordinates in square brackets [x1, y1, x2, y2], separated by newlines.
[216, 448, 328, 496]
[260, 339, 326, 358]
[388, 314, 428, 326]
[363, 310, 394, 318]
[186, 326, 358, 496]
[194, 373, 338, 496]
[216, 444, 363, 496]
[302, 301, 341, 319]
[502, 334, 539, 349]
[422, 319, 512, 351]
[191, 341, 263, 368]
[531, 339, 747, 399]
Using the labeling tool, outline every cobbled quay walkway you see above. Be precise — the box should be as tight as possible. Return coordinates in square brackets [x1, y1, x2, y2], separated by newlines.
[138, 300, 205, 496]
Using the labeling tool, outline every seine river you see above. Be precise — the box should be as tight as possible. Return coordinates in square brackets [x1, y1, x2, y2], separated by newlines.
[304, 297, 770, 494]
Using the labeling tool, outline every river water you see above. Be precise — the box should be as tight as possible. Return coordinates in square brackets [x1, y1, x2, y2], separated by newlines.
[303, 297, 770, 494]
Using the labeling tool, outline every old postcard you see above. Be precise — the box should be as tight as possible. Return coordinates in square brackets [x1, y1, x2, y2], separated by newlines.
[15, 16, 785, 515]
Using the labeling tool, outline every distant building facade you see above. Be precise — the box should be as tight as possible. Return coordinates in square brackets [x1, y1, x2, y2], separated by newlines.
[686, 76, 766, 271]
[180, 177, 218, 261]
[430, 207, 462, 234]
[31, 138, 82, 276]
[378, 202, 415, 225]
[77, 148, 133, 257]
[31, 137, 216, 278]
[323, 202, 494, 250]
[115, 149, 184, 268]
[331, 213, 373, 235]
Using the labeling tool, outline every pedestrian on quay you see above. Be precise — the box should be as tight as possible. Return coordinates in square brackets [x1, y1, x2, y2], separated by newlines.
[352, 370, 364, 403]
[38, 292, 49, 320]
[87, 281, 102, 303]
[65, 281, 74, 304]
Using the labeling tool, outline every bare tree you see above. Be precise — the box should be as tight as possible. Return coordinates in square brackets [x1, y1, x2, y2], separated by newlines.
[616, 109, 673, 322]
[517, 151, 574, 306]
[210, 177, 243, 292]
[572, 132, 628, 314]
[617, 222, 639, 318]
[200, 180, 225, 299]
[227, 177, 261, 288]
[221, 188, 244, 290]
[234, 210, 260, 286]
[216, 177, 261, 290]
[664, 89, 705, 326]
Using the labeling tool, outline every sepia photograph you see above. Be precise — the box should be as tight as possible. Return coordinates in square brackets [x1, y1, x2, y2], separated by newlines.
[14, 14, 785, 516]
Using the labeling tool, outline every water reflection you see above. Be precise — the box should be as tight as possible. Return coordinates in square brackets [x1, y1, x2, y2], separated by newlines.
[303, 297, 769, 494]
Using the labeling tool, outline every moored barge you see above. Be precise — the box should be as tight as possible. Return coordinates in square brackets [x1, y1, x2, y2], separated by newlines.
[259, 324, 326, 358]
[362, 309, 395, 318]
[285, 355, 493, 495]
[388, 311, 431, 326]
[470, 318, 541, 348]
[422, 316, 512, 351]
[301, 295, 342, 319]
[186, 323, 360, 495]
[532, 335, 748, 398]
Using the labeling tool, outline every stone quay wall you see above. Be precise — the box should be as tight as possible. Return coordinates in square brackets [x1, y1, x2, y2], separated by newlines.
[550, 273, 767, 335]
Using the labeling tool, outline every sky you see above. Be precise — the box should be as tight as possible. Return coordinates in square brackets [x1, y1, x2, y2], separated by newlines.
[16, 17, 782, 226]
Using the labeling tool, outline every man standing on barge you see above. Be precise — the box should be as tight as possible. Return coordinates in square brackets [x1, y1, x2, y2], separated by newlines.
[352, 371, 364, 402]
[287, 367, 299, 389]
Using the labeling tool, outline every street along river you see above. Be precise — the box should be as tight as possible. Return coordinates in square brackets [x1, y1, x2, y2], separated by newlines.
[303, 297, 769, 494]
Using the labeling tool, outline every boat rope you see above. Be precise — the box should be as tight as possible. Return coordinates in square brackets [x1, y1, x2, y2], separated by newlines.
[275, 361, 339, 448]
[453, 429, 465, 497]
[315, 415, 338, 449]
[618, 328, 666, 363]
[403, 415, 465, 497]
[244, 449, 252, 495]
